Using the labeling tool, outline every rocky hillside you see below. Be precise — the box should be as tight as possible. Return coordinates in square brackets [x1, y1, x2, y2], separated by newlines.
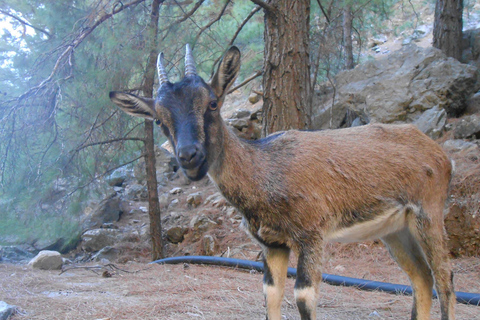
[2, 32, 480, 266]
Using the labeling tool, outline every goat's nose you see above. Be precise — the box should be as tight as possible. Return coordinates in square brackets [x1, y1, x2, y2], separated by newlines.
[178, 145, 198, 165]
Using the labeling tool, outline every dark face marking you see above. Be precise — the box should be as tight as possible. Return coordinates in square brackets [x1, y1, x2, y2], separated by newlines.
[154, 76, 217, 181]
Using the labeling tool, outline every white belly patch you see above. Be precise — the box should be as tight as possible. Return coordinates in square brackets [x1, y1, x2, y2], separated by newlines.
[325, 206, 415, 243]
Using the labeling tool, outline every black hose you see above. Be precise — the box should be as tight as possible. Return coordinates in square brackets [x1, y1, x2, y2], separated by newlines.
[151, 255, 480, 306]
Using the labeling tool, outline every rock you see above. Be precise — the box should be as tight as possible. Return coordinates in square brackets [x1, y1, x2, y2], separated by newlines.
[92, 246, 120, 262]
[370, 34, 388, 47]
[82, 193, 122, 230]
[226, 118, 249, 130]
[81, 229, 121, 252]
[413, 105, 447, 139]
[187, 192, 203, 208]
[454, 114, 480, 139]
[313, 45, 477, 129]
[204, 193, 227, 207]
[0, 301, 16, 320]
[28, 250, 63, 270]
[166, 227, 188, 244]
[169, 199, 179, 208]
[190, 215, 217, 231]
[465, 91, 480, 114]
[123, 183, 148, 201]
[202, 235, 217, 256]
[0, 245, 35, 264]
[443, 139, 478, 153]
[161, 211, 186, 226]
[248, 92, 262, 104]
[169, 187, 183, 195]
[32, 237, 77, 254]
[105, 167, 133, 187]
[159, 193, 170, 209]
[232, 109, 251, 118]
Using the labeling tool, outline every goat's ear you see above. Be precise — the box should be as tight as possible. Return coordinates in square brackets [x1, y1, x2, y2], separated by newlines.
[109, 91, 157, 120]
[211, 46, 241, 100]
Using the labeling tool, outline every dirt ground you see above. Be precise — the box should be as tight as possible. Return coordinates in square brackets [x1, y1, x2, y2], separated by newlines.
[2, 244, 480, 320]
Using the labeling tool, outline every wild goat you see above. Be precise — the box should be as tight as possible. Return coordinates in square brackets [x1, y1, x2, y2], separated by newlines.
[109, 45, 456, 320]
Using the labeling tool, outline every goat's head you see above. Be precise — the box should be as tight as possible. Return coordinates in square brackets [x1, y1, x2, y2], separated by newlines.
[109, 45, 241, 181]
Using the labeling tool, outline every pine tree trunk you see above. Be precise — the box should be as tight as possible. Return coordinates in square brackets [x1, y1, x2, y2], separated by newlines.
[343, 5, 354, 70]
[143, 0, 163, 260]
[433, 0, 463, 60]
[261, 0, 312, 136]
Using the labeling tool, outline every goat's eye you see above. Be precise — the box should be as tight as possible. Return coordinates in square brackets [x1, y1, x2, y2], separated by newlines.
[155, 119, 161, 125]
[209, 101, 218, 111]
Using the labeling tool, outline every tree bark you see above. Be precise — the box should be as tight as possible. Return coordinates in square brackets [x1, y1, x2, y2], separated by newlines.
[142, 0, 164, 260]
[433, 0, 463, 60]
[343, 4, 354, 70]
[260, 0, 312, 136]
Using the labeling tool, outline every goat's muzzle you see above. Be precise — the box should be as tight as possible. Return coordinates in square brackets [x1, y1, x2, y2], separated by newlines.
[176, 143, 208, 181]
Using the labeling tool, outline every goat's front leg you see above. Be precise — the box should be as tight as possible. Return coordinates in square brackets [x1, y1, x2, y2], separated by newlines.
[263, 246, 290, 320]
[295, 246, 323, 320]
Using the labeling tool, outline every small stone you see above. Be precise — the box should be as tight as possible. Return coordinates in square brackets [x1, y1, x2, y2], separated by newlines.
[0, 301, 16, 320]
[249, 93, 262, 104]
[187, 192, 203, 208]
[169, 187, 183, 194]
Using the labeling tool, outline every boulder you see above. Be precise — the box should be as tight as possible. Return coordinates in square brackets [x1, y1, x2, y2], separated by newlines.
[413, 105, 447, 139]
[82, 193, 122, 229]
[313, 44, 477, 129]
[105, 167, 133, 187]
[166, 227, 188, 244]
[443, 139, 478, 153]
[454, 114, 480, 139]
[28, 250, 63, 270]
[81, 229, 121, 252]
[123, 183, 148, 201]
[0, 301, 16, 320]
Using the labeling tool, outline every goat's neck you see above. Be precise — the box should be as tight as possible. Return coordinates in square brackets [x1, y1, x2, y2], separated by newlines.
[207, 121, 259, 189]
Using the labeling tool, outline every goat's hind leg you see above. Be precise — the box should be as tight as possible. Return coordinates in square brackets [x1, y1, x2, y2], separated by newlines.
[409, 209, 455, 320]
[382, 228, 434, 320]
[263, 246, 290, 320]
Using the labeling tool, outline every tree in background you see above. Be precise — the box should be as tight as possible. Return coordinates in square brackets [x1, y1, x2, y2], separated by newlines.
[252, 0, 312, 135]
[433, 0, 464, 60]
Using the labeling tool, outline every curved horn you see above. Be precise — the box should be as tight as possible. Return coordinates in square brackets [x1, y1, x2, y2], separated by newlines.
[184, 44, 197, 77]
[157, 52, 169, 86]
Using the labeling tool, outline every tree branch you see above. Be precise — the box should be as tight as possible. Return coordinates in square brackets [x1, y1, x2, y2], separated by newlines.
[75, 137, 145, 152]
[16, 0, 146, 101]
[228, 70, 263, 94]
[192, 0, 231, 49]
[315, 0, 330, 24]
[0, 9, 52, 38]
[249, 0, 276, 14]
[210, 5, 261, 77]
